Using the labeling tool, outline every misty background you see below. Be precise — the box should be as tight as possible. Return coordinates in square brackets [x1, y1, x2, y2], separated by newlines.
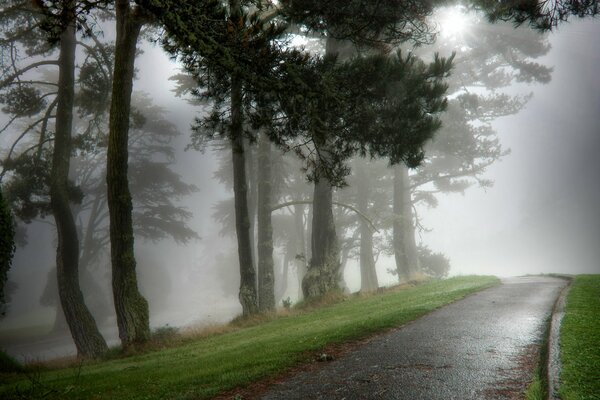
[1, 7, 599, 360]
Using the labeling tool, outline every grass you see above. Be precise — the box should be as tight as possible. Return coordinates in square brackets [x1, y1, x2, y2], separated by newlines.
[0, 276, 498, 400]
[524, 320, 549, 400]
[559, 275, 600, 400]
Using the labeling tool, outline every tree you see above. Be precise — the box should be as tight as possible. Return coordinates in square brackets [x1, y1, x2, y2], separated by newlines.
[35, 94, 198, 333]
[278, 51, 453, 298]
[0, 186, 15, 317]
[145, 0, 295, 315]
[106, 0, 153, 347]
[473, 0, 599, 30]
[281, 0, 452, 299]
[418, 245, 450, 278]
[39, 0, 108, 357]
[388, 10, 553, 280]
[256, 133, 275, 311]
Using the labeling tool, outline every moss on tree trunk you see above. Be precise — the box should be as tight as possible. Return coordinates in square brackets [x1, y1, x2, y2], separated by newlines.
[393, 164, 419, 281]
[107, 0, 150, 347]
[50, 7, 107, 358]
[257, 133, 275, 312]
[357, 163, 379, 292]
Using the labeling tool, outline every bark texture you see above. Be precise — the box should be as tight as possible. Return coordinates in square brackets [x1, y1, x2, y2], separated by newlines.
[107, 1, 150, 347]
[50, 9, 107, 358]
[357, 164, 378, 292]
[294, 204, 307, 297]
[257, 133, 275, 312]
[301, 37, 347, 299]
[302, 173, 340, 298]
[231, 75, 258, 316]
[393, 164, 419, 281]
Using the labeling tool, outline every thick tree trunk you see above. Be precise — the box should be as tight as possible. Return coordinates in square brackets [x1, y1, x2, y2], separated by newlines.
[50, 10, 107, 358]
[107, 1, 150, 347]
[301, 37, 352, 298]
[231, 75, 258, 316]
[357, 164, 379, 292]
[302, 172, 340, 298]
[257, 133, 275, 312]
[393, 164, 419, 281]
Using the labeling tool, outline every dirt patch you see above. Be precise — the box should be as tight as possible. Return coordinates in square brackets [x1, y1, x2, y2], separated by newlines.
[481, 343, 540, 400]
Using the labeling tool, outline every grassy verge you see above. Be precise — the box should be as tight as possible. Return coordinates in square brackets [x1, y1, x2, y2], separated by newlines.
[0, 276, 498, 400]
[559, 274, 600, 400]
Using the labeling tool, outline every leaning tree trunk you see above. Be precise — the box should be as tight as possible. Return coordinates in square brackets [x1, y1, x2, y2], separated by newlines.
[357, 163, 378, 292]
[107, 1, 150, 348]
[50, 9, 107, 358]
[257, 133, 275, 312]
[393, 164, 419, 281]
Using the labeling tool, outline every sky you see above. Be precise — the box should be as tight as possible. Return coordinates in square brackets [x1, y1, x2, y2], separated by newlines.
[2, 7, 600, 353]
[421, 17, 600, 277]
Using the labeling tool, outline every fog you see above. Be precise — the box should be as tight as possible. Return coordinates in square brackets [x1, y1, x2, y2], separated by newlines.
[1, 6, 599, 360]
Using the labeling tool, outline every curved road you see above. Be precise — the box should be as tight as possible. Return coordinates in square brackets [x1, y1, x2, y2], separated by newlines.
[262, 276, 567, 400]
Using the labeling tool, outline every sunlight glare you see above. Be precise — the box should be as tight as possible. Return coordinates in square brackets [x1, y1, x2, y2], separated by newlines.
[438, 6, 471, 38]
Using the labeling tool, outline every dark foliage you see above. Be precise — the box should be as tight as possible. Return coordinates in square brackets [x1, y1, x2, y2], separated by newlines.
[281, 0, 438, 46]
[474, 0, 599, 30]
[0, 187, 16, 317]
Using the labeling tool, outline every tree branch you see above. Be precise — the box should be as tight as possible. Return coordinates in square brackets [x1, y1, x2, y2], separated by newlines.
[272, 200, 379, 232]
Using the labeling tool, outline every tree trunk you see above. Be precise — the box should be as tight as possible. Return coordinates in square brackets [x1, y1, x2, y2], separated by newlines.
[357, 163, 379, 292]
[293, 203, 307, 298]
[302, 172, 340, 298]
[245, 140, 258, 270]
[257, 133, 275, 312]
[50, 8, 107, 358]
[107, 1, 150, 347]
[231, 72, 258, 316]
[393, 164, 419, 281]
[275, 250, 290, 305]
[301, 37, 347, 299]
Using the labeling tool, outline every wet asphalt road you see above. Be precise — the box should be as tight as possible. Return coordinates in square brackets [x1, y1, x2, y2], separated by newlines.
[262, 276, 568, 400]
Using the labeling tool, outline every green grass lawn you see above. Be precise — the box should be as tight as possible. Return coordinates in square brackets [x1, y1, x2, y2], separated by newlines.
[559, 275, 600, 400]
[0, 276, 498, 400]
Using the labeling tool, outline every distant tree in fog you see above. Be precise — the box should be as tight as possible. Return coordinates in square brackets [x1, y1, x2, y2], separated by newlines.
[146, 0, 296, 316]
[418, 245, 450, 279]
[389, 12, 553, 280]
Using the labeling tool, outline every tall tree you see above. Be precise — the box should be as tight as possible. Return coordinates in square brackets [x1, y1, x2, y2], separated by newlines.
[389, 10, 553, 279]
[281, 51, 453, 298]
[0, 0, 110, 357]
[145, 0, 291, 315]
[106, 0, 152, 346]
[282, 0, 447, 298]
[0, 186, 15, 317]
[256, 132, 274, 311]
[355, 161, 379, 292]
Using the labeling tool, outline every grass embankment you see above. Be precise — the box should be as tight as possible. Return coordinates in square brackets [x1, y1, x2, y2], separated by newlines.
[0, 276, 498, 400]
[558, 275, 600, 400]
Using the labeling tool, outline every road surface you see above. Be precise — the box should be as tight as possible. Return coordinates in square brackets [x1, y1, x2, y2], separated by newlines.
[262, 276, 567, 400]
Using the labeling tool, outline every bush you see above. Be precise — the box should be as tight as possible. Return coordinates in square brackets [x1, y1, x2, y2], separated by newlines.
[418, 245, 451, 278]
[0, 350, 23, 373]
